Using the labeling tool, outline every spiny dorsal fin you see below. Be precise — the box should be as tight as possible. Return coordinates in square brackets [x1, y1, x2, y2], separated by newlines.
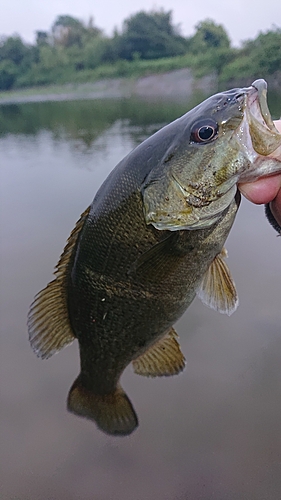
[67, 378, 138, 436]
[27, 206, 90, 359]
[132, 327, 186, 377]
[196, 247, 238, 316]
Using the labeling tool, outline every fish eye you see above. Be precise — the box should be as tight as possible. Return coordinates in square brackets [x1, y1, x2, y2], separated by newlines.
[190, 119, 218, 143]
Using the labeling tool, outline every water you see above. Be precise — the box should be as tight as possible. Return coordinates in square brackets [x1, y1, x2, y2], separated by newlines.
[1, 92, 281, 500]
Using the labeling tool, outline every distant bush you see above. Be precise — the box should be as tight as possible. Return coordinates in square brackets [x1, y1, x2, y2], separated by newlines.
[0, 13, 280, 91]
[0, 60, 18, 89]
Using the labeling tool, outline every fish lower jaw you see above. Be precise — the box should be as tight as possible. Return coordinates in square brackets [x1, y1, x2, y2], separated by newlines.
[235, 118, 281, 182]
[239, 91, 281, 157]
[238, 156, 281, 183]
[250, 79, 277, 132]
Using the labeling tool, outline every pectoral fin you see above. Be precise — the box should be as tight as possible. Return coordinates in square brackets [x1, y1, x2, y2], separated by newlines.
[129, 232, 181, 281]
[133, 327, 186, 377]
[196, 248, 238, 316]
[27, 206, 90, 358]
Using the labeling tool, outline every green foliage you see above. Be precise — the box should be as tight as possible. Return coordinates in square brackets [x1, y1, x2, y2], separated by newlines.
[115, 10, 187, 60]
[219, 55, 255, 83]
[0, 59, 17, 89]
[52, 15, 101, 48]
[0, 12, 280, 91]
[0, 36, 37, 89]
[36, 31, 49, 46]
[191, 47, 236, 78]
[0, 36, 29, 65]
[189, 19, 230, 54]
[242, 28, 281, 75]
[83, 37, 115, 69]
[185, 19, 234, 78]
[220, 27, 281, 83]
[52, 15, 85, 47]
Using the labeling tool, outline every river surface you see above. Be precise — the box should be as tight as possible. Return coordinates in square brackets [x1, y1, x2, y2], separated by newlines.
[1, 91, 281, 500]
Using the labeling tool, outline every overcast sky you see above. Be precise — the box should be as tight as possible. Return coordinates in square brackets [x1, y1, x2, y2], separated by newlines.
[1, 0, 280, 47]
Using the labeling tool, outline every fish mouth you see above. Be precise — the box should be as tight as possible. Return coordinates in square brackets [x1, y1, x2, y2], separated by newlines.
[235, 78, 281, 182]
[251, 79, 277, 131]
[241, 79, 281, 157]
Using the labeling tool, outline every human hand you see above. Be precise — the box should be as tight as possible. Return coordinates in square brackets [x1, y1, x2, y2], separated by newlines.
[239, 120, 281, 227]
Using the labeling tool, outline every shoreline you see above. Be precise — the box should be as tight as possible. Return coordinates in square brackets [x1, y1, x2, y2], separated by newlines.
[0, 68, 280, 107]
[0, 69, 217, 105]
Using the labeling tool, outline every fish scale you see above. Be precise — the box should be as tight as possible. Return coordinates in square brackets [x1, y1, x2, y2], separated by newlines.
[28, 79, 281, 436]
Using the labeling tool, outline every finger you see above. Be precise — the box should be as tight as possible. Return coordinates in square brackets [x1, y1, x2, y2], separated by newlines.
[239, 175, 281, 205]
[238, 119, 281, 204]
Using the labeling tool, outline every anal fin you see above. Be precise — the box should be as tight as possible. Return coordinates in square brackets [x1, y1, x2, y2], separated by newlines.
[196, 247, 238, 316]
[132, 327, 186, 377]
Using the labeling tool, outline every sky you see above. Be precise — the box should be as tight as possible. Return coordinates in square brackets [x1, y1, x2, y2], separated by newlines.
[0, 0, 280, 47]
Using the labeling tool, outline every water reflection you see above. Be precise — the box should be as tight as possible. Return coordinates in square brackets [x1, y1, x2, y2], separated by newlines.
[0, 97, 194, 144]
[1, 94, 281, 500]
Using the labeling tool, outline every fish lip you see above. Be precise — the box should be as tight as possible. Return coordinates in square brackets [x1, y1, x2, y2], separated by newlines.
[234, 78, 281, 161]
[248, 79, 277, 132]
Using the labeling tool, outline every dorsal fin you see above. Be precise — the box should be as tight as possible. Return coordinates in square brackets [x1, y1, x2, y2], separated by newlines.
[27, 206, 90, 359]
[196, 247, 238, 316]
[132, 327, 185, 377]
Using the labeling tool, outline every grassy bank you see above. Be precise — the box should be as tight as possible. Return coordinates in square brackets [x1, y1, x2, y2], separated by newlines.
[0, 54, 280, 105]
[0, 56, 211, 104]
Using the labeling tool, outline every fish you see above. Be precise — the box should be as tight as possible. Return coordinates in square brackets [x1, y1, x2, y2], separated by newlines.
[28, 79, 281, 436]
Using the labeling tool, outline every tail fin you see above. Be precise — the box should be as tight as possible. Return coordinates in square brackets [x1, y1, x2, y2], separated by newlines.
[67, 376, 138, 436]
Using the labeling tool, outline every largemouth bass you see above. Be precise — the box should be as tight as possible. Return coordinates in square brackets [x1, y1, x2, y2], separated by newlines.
[28, 79, 281, 436]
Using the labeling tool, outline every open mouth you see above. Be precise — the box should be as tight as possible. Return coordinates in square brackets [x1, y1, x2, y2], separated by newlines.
[235, 79, 281, 183]
[250, 79, 277, 131]
[243, 79, 281, 156]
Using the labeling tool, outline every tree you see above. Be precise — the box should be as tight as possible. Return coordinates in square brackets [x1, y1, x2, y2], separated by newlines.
[115, 10, 187, 60]
[36, 31, 49, 46]
[52, 15, 101, 48]
[190, 19, 230, 54]
[242, 28, 281, 75]
[83, 37, 116, 69]
[0, 36, 36, 89]
[220, 27, 281, 82]
[0, 36, 30, 65]
[0, 59, 17, 89]
[52, 15, 86, 47]
[186, 19, 233, 77]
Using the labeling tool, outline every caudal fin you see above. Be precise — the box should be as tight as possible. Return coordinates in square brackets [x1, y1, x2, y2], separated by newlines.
[67, 376, 138, 436]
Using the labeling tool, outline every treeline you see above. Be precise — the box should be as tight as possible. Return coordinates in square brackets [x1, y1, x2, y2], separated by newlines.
[0, 10, 280, 91]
